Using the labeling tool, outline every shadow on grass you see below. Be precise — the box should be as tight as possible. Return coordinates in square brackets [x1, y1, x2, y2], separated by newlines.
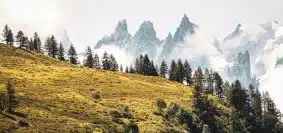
[9, 111, 28, 118]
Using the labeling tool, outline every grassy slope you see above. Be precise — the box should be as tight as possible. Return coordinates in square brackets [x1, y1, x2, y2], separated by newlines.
[0, 45, 226, 132]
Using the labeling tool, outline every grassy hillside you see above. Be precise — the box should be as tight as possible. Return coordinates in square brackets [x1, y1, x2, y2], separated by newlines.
[0, 44, 226, 132]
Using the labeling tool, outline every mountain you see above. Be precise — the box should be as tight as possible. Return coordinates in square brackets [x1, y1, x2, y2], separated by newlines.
[157, 15, 198, 62]
[95, 19, 132, 49]
[157, 33, 174, 60]
[173, 14, 197, 43]
[94, 14, 197, 61]
[126, 21, 161, 58]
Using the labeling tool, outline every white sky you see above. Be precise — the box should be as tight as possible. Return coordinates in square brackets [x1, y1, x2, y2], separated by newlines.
[0, 0, 283, 52]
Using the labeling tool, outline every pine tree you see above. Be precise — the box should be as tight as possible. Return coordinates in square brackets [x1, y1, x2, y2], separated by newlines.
[183, 60, 192, 86]
[169, 60, 177, 81]
[223, 81, 231, 102]
[84, 46, 94, 68]
[143, 55, 151, 75]
[15, 30, 25, 48]
[102, 52, 111, 70]
[129, 65, 135, 73]
[230, 108, 249, 133]
[193, 67, 204, 109]
[214, 72, 223, 98]
[3, 25, 14, 45]
[229, 80, 249, 118]
[110, 54, 118, 71]
[45, 35, 58, 57]
[93, 54, 101, 69]
[68, 44, 78, 64]
[120, 65, 123, 72]
[262, 92, 281, 133]
[135, 57, 141, 74]
[2, 25, 9, 43]
[33, 32, 41, 52]
[7, 30, 14, 46]
[6, 80, 17, 113]
[125, 66, 129, 73]
[159, 60, 168, 78]
[58, 43, 65, 61]
[148, 61, 158, 76]
[204, 68, 210, 93]
[249, 84, 263, 132]
[29, 38, 34, 51]
[175, 59, 184, 83]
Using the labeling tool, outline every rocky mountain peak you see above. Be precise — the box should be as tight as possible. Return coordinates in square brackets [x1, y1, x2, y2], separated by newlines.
[173, 14, 197, 43]
[133, 21, 158, 41]
[115, 19, 128, 34]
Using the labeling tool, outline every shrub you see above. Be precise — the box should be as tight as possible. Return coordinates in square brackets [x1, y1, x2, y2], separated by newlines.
[92, 92, 101, 100]
[156, 99, 167, 112]
[124, 121, 139, 133]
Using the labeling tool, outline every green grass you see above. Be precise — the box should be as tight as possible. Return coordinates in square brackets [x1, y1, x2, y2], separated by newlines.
[0, 44, 227, 132]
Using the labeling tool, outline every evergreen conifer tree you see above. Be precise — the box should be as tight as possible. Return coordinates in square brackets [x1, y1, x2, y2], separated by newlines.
[84, 46, 94, 68]
[58, 43, 65, 61]
[169, 60, 177, 81]
[67, 44, 78, 64]
[175, 59, 184, 83]
[110, 54, 118, 71]
[183, 60, 192, 86]
[45, 35, 58, 58]
[93, 54, 101, 69]
[120, 65, 123, 72]
[159, 60, 168, 78]
[33, 32, 41, 52]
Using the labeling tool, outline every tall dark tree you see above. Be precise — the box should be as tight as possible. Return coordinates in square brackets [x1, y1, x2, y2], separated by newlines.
[33, 32, 41, 52]
[230, 108, 249, 133]
[67, 44, 78, 64]
[143, 55, 151, 75]
[45, 35, 58, 58]
[93, 54, 101, 69]
[57, 43, 65, 61]
[29, 38, 34, 50]
[84, 46, 94, 68]
[2, 25, 9, 43]
[129, 65, 135, 73]
[3, 25, 14, 45]
[110, 54, 118, 71]
[15, 30, 24, 47]
[248, 84, 263, 133]
[135, 57, 141, 74]
[125, 66, 129, 73]
[262, 92, 281, 133]
[120, 65, 123, 72]
[102, 52, 111, 70]
[6, 80, 17, 113]
[159, 60, 168, 78]
[214, 72, 223, 98]
[229, 80, 249, 118]
[175, 59, 184, 83]
[193, 67, 204, 109]
[169, 60, 177, 81]
[148, 61, 158, 76]
[183, 60, 192, 86]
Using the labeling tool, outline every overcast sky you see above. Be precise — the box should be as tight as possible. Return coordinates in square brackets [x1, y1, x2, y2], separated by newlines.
[0, 0, 283, 52]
